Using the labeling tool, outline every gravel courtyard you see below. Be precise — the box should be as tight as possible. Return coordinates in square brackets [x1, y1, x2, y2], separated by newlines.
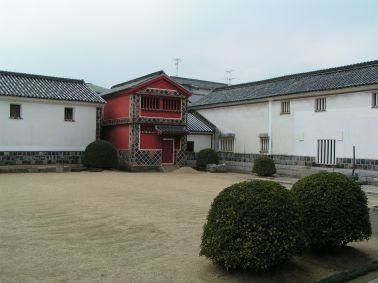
[0, 171, 377, 282]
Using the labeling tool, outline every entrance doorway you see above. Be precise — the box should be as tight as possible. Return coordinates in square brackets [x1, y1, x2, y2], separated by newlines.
[162, 139, 175, 165]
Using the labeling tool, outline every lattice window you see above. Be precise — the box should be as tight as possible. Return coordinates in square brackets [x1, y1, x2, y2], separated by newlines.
[9, 104, 21, 119]
[141, 96, 159, 110]
[260, 136, 270, 154]
[281, 101, 290, 114]
[372, 93, 378, 108]
[219, 137, 234, 152]
[317, 139, 336, 165]
[64, 107, 74, 121]
[315, 97, 326, 112]
[186, 141, 194, 152]
[162, 98, 181, 111]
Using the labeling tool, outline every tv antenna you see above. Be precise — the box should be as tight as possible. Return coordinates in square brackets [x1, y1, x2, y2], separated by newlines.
[225, 70, 236, 85]
[173, 58, 181, 76]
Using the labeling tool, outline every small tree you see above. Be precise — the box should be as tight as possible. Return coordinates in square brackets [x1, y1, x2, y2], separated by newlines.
[252, 156, 276, 176]
[196, 148, 219, 170]
[200, 180, 305, 271]
[291, 172, 371, 249]
[83, 140, 118, 169]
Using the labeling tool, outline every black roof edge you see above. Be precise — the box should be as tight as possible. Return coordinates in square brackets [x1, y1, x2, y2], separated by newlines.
[111, 70, 166, 89]
[213, 60, 378, 92]
[170, 76, 227, 86]
[0, 70, 84, 83]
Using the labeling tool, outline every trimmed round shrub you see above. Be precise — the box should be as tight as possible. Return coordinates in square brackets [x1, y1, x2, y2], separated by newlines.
[83, 139, 118, 169]
[252, 156, 276, 176]
[200, 180, 305, 271]
[291, 172, 371, 249]
[196, 148, 219, 170]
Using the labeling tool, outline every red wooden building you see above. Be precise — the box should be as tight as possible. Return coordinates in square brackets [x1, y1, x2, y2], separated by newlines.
[102, 71, 191, 169]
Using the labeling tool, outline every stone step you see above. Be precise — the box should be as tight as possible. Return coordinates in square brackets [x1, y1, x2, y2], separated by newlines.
[161, 165, 179, 173]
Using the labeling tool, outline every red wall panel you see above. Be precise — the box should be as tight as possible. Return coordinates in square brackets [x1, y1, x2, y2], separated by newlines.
[148, 79, 177, 90]
[103, 125, 129, 150]
[103, 94, 130, 119]
[140, 133, 161, 149]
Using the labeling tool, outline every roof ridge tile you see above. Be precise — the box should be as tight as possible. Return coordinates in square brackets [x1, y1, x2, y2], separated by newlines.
[0, 70, 84, 84]
[215, 60, 378, 91]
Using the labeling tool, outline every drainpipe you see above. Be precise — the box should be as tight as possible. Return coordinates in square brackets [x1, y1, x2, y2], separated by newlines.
[268, 100, 272, 155]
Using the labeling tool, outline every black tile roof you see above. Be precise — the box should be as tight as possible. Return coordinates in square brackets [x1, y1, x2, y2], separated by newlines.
[191, 60, 378, 108]
[0, 70, 105, 104]
[171, 76, 227, 90]
[187, 112, 215, 133]
[86, 83, 109, 94]
[102, 71, 166, 97]
[155, 125, 189, 135]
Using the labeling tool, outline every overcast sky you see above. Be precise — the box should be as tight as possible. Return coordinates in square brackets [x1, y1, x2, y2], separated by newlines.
[1, 0, 377, 87]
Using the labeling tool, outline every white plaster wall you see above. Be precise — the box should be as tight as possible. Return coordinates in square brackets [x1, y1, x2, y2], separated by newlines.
[187, 134, 212, 152]
[0, 98, 98, 151]
[198, 90, 378, 160]
[198, 102, 269, 153]
[273, 91, 378, 159]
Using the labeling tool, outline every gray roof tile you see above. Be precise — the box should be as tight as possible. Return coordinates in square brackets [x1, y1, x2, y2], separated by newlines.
[86, 83, 109, 94]
[187, 112, 215, 133]
[155, 125, 189, 135]
[102, 71, 166, 97]
[192, 60, 378, 107]
[0, 70, 105, 104]
[171, 76, 226, 90]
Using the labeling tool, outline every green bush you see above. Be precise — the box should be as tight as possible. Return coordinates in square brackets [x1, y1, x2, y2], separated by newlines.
[196, 148, 219, 170]
[200, 180, 305, 271]
[83, 139, 118, 169]
[291, 173, 371, 250]
[252, 156, 276, 176]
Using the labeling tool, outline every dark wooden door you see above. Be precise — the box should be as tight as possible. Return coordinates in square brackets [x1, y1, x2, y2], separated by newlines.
[162, 139, 174, 164]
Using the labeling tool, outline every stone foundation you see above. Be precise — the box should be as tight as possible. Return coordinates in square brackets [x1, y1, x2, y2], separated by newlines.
[0, 151, 83, 166]
[186, 152, 378, 172]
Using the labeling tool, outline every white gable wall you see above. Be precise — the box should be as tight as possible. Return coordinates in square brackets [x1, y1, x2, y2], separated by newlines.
[198, 102, 269, 153]
[197, 90, 378, 160]
[0, 98, 98, 151]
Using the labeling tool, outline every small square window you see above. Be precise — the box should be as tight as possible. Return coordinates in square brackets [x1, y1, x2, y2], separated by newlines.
[372, 93, 378, 108]
[64, 107, 74, 121]
[315, 97, 326, 112]
[281, 101, 290, 114]
[186, 141, 194, 152]
[9, 104, 21, 119]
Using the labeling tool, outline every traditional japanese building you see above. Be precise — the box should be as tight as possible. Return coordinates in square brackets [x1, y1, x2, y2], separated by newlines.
[102, 71, 192, 169]
[0, 70, 104, 166]
[191, 60, 378, 173]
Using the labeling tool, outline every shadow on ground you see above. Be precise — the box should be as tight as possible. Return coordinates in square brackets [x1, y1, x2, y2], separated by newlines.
[199, 245, 375, 283]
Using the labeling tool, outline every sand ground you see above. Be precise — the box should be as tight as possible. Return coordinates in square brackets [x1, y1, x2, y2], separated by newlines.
[0, 171, 377, 282]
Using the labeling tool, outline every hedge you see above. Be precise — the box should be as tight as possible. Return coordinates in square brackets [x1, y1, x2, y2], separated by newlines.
[83, 139, 118, 169]
[196, 148, 219, 170]
[291, 172, 371, 249]
[200, 180, 305, 271]
[252, 156, 276, 176]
